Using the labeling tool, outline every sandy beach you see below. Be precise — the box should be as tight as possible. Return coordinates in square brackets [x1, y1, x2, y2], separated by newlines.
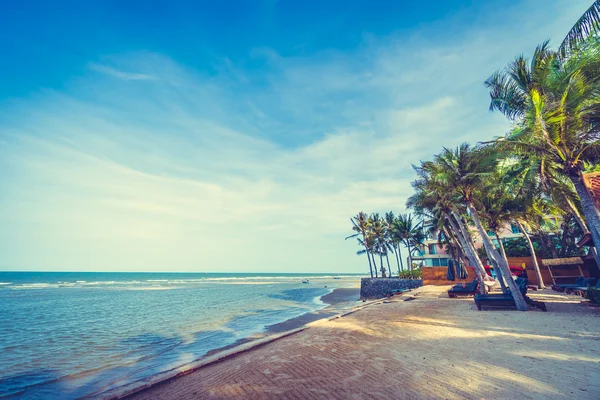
[127, 285, 600, 400]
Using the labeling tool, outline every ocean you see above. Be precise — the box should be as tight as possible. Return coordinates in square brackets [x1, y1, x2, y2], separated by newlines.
[0, 272, 363, 399]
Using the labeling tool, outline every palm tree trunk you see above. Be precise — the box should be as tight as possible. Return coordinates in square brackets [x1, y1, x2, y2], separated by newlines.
[490, 259, 508, 294]
[379, 253, 386, 278]
[565, 195, 588, 232]
[448, 210, 488, 293]
[495, 232, 508, 263]
[366, 249, 374, 278]
[371, 252, 378, 278]
[570, 173, 600, 269]
[394, 244, 402, 274]
[516, 221, 545, 289]
[445, 213, 485, 292]
[493, 231, 510, 293]
[467, 201, 528, 311]
[406, 243, 413, 271]
[385, 253, 393, 278]
[397, 244, 404, 271]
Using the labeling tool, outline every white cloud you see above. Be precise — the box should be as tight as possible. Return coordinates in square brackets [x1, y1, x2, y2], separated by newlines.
[89, 63, 155, 81]
[0, 0, 592, 272]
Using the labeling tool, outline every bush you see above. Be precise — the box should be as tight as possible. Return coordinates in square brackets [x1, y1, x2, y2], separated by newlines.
[399, 268, 422, 279]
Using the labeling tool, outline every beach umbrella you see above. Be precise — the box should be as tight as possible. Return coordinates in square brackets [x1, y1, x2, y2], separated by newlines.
[456, 261, 468, 280]
[446, 260, 456, 281]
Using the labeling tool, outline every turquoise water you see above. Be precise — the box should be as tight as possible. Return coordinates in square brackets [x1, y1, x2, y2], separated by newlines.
[0, 272, 362, 399]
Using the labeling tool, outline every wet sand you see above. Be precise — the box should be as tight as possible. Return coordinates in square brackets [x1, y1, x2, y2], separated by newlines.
[265, 288, 360, 334]
[128, 286, 600, 400]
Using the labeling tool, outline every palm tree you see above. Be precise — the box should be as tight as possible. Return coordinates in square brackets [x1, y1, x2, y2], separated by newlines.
[370, 213, 389, 278]
[501, 149, 600, 268]
[559, 0, 600, 58]
[395, 214, 423, 271]
[474, 175, 518, 293]
[346, 212, 374, 278]
[385, 212, 402, 276]
[407, 164, 489, 290]
[431, 144, 529, 310]
[486, 37, 600, 269]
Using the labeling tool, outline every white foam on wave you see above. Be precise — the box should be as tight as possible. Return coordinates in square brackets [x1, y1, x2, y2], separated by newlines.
[124, 286, 179, 291]
[11, 283, 54, 289]
[312, 288, 334, 307]
[0, 282, 13, 285]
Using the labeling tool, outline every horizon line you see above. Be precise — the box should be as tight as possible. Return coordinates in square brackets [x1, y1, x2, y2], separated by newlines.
[0, 270, 366, 274]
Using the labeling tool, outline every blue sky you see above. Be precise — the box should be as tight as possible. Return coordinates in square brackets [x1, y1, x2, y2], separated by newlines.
[0, 0, 592, 272]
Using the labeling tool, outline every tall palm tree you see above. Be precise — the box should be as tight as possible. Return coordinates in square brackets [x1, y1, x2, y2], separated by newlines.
[391, 217, 405, 272]
[407, 164, 489, 289]
[395, 214, 424, 271]
[486, 37, 600, 268]
[501, 149, 600, 268]
[431, 144, 529, 310]
[385, 211, 402, 276]
[346, 212, 374, 278]
[370, 213, 389, 278]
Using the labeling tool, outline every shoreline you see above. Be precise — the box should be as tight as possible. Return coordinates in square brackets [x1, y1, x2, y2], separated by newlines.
[203, 287, 361, 356]
[96, 286, 365, 399]
[128, 286, 600, 400]
[265, 287, 361, 334]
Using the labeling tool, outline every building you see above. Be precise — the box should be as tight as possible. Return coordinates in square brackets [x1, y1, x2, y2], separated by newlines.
[412, 221, 525, 268]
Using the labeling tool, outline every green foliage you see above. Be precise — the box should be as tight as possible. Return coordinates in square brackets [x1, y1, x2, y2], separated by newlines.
[348, 211, 426, 277]
[502, 238, 533, 257]
[398, 268, 422, 280]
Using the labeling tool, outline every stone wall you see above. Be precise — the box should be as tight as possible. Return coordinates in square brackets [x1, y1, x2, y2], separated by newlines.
[359, 278, 422, 300]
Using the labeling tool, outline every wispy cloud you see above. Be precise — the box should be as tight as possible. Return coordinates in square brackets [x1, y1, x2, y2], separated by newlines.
[0, 0, 591, 272]
[89, 62, 155, 81]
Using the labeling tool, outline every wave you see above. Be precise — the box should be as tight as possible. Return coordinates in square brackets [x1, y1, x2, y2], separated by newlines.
[1, 275, 363, 290]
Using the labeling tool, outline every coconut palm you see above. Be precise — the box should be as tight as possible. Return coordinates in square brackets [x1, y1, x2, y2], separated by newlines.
[430, 144, 529, 310]
[559, 0, 600, 58]
[407, 164, 489, 290]
[500, 148, 600, 268]
[486, 36, 600, 269]
[385, 211, 403, 275]
[395, 214, 424, 271]
[346, 212, 374, 278]
[369, 213, 389, 278]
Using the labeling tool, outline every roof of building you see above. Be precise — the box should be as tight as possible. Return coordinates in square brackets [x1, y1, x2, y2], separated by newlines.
[583, 171, 600, 209]
[577, 232, 593, 248]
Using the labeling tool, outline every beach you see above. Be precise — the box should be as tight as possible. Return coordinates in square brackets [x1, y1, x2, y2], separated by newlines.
[128, 285, 600, 400]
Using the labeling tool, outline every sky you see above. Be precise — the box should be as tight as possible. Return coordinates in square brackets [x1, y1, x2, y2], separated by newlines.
[0, 0, 593, 273]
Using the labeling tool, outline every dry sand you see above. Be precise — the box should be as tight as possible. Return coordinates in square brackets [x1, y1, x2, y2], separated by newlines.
[128, 286, 600, 400]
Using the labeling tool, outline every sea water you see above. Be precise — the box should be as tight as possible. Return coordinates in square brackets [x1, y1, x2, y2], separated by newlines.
[0, 272, 362, 399]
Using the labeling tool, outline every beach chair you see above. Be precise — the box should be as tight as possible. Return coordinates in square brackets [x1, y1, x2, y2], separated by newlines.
[447, 279, 478, 298]
[474, 278, 547, 311]
[571, 280, 600, 297]
[551, 277, 596, 293]
[565, 278, 598, 295]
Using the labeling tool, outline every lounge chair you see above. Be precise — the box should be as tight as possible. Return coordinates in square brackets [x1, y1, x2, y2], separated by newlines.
[551, 277, 597, 293]
[447, 279, 478, 298]
[474, 278, 547, 311]
[565, 278, 598, 295]
[574, 280, 600, 297]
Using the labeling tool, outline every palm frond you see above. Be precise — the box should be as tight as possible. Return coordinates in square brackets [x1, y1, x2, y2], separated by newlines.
[559, 0, 600, 58]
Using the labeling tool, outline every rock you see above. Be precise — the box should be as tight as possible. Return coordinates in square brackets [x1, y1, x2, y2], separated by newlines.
[359, 278, 423, 299]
